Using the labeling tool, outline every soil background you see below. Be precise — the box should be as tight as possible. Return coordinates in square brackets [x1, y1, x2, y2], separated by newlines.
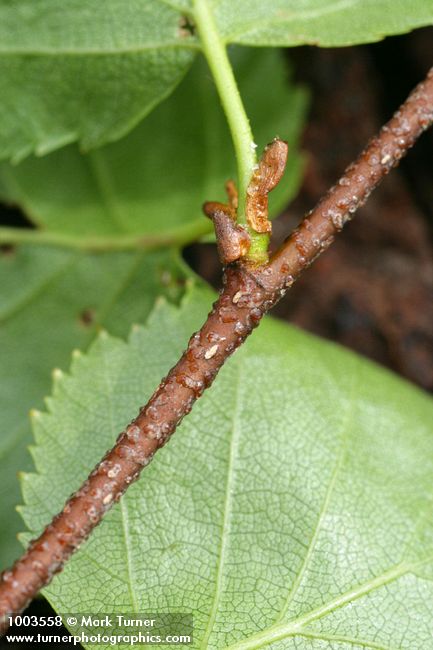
[185, 27, 433, 392]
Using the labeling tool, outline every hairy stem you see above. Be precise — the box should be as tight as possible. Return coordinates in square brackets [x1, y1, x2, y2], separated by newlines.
[192, 0, 270, 263]
[1, 66, 432, 634]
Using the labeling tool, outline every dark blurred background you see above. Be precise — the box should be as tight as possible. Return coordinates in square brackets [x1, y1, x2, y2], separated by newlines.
[185, 27, 433, 393]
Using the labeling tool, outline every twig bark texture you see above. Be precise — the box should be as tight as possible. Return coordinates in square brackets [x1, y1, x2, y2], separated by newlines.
[1, 67, 432, 633]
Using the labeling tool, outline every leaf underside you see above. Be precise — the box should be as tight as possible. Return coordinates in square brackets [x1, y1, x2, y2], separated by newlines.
[0, 0, 432, 161]
[0, 49, 307, 242]
[0, 0, 196, 162]
[20, 285, 433, 649]
[210, 0, 433, 47]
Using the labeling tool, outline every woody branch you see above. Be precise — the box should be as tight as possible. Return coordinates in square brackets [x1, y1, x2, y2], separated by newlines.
[0, 66, 432, 634]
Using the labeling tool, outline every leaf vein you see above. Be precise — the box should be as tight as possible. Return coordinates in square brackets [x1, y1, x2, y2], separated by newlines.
[200, 361, 243, 648]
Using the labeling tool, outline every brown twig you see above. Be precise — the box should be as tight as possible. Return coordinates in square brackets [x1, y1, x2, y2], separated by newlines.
[1, 67, 432, 633]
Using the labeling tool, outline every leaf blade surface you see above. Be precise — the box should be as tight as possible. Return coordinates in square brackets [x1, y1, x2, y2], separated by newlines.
[19, 286, 433, 649]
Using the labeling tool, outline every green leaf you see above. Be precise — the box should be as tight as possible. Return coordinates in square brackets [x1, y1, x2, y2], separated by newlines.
[0, 0, 197, 162]
[0, 49, 307, 246]
[0, 246, 189, 567]
[214, 0, 433, 47]
[2, 1, 431, 163]
[20, 285, 433, 649]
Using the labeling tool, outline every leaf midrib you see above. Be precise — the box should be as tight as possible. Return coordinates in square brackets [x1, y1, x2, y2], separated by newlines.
[200, 362, 243, 648]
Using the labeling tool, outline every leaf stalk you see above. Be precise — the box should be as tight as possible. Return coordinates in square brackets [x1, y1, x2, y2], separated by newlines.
[192, 0, 270, 263]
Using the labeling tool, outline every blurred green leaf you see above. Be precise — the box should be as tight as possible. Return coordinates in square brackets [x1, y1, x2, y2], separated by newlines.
[2, 0, 430, 161]
[0, 49, 307, 245]
[212, 0, 433, 47]
[0, 0, 197, 162]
